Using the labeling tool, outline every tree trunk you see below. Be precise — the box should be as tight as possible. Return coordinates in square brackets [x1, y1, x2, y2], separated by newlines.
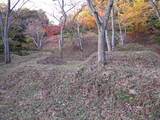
[37, 33, 42, 50]
[116, 2, 124, 46]
[59, 25, 64, 58]
[86, 0, 113, 64]
[98, 27, 106, 63]
[3, 1, 11, 64]
[105, 29, 112, 52]
[1, 0, 28, 64]
[39, 38, 42, 50]
[3, 22, 11, 64]
[124, 24, 127, 43]
[76, 23, 83, 58]
[0, 14, 3, 38]
[3, 36, 10, 64]
[111, 8, 115, 50]
[119, 23, 124, 45]
[117, 15, 124, 45]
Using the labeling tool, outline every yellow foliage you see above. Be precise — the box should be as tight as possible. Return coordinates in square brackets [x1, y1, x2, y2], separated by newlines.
[77, 7, 96, 29]
[76, 0, 152, 32]
[118, 0, 152, 32]
[77, 5, 105, 29]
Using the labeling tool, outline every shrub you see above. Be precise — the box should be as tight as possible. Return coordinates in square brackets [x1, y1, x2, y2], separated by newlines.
[147, 14, 160, 31]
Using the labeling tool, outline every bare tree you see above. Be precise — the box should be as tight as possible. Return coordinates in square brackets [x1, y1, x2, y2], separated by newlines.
[0, 0, 29, 64]
[25, 20, 45, 50]
[71, 7, 85, 58]
[86, 0, 114, 63]
[149, 0, 160, 22]
[52, 0, 77, 58]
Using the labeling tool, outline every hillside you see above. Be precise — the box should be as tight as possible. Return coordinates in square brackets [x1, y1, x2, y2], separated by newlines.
[0, 44, 160, 120]
[1, 0, 160, 119]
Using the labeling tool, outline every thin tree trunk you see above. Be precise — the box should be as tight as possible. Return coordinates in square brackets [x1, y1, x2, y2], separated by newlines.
[59, 25, 64, 58]
[116, 2, 124, 46]
[39, 37, 42, 50]
[105, 29, 112, 52]
[118, 22, 124, 45]
[77, 24, 80, 37]
[111, 8, 115, 50]
[33, 38, 38, 48]
[0, 13, 3, 39]
[76, 23, 83, 58]
[36, 32, 40, 49]
[37, 33, 42, 50]
[124, 24, 127, 43]
[117, 12, 124, 45]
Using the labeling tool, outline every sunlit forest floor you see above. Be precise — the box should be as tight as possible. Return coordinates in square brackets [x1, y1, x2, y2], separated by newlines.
[0, 33, 160, 120]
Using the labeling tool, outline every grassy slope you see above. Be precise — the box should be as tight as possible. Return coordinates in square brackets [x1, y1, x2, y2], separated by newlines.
[0, 44, 160, 120]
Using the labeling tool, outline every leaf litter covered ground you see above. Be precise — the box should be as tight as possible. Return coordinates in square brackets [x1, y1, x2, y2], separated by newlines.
[0, 44, 160, 120]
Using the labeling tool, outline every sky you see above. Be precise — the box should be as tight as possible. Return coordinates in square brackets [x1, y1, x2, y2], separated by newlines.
[1, 0, 85, 24]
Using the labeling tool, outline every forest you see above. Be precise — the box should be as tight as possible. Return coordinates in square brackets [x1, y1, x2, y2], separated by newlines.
[0, 0, 160, 120]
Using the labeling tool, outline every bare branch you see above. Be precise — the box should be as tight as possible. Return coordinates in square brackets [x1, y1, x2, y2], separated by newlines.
[17, 0, 30, 10]
[10, 0, 30, 24]
[104, 0, 114, 28]
[52, 13, 61, 22]
[72, 7, 84, 23]
[65, 3, 77, 13]
[11, 0, 21, 11]
[86, 0, 102, 27]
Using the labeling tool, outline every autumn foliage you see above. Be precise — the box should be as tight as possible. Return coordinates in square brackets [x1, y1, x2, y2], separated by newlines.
[43, 25, 60, 37]
[75, 0, 159, 33]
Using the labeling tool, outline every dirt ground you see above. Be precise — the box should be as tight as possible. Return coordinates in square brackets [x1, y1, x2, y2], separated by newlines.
[0, 33, 160, 120]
